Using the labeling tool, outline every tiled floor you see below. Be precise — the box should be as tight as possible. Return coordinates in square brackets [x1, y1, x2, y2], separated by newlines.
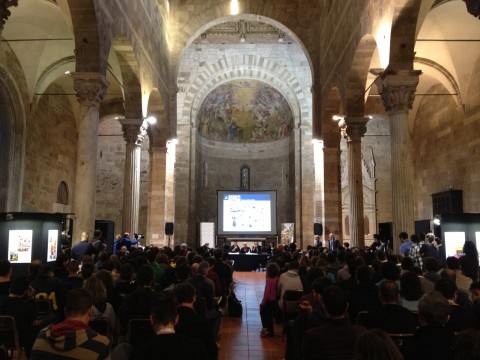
[218, 272, 285, 360]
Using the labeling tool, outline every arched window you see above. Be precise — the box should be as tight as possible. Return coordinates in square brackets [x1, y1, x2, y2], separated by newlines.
[240, 165, 250, 190]
[56, 181, 69, 205]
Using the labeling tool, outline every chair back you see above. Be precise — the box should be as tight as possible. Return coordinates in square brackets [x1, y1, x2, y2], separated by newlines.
[0, 316, 20, 359]
[125, 319, 154, 348]
[89, 317, 111, 341]
[0, 345, 8, 360]
[388, 333, 414, 347]
[356, 311, 369, 326]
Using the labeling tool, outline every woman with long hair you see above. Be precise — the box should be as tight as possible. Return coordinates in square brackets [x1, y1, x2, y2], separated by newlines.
[83, 275, 116, 332]
[460, 240, 479, 282]
[260, 262, 280, 337]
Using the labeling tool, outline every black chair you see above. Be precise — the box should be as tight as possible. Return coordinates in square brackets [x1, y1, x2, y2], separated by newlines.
[355, 310, 369, 326]
[34, 299, 52, 319]
[388, 333, 414, 348]
[125, 319, 154, 348]
[0, 316, 21, 360]
[89, 317, 112, 341]
[281, 290, 304, 339]
[0, 345, 8, 360]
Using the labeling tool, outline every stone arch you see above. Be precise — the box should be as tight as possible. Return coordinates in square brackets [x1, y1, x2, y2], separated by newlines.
[389, 0, 423, 70]
[56, 181, 69, 205]
[67, 0, 102, 73]
[0, 67, 25, 211]
[146, 88, 168, 148]
[185, 55, 311, 131]
[107, 36, 142, 119]
[174, 13, 314, 76]
[322, 87, 343, 147]
[34, 56, 76, 106]
[466, 54, 480, 113]
[346, 34, 378, 116]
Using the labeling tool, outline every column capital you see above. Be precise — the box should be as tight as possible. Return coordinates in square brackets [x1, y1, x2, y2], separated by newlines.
[375, 70, 421, 113]
[119, 119, 145, 145]
[1, 0, 18, 26]
[72, 73, 108, 109]
[340, 116, 369, 142]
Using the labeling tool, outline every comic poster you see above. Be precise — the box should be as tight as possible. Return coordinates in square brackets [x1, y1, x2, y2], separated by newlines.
[47, 230, 58, 262]
[281, 223, 294, 244]
[8, 230, 33, 263]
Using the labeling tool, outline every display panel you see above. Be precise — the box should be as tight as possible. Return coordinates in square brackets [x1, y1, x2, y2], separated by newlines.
[217, 191, 277, 236]
[444, 231, 466, 258]
[47, 229, 58, 262]
[8, 230, 33, 263]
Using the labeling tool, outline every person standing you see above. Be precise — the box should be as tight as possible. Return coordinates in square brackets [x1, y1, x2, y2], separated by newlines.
[398, 232, 411, 257]
[71, 232, 94, 262]
[260, 262, 280, 337]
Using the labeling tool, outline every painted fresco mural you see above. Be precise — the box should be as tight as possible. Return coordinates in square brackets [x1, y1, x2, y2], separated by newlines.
[197, 80, 294, 142]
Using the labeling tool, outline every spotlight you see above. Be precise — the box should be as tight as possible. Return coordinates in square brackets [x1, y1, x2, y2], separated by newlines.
[433, 215, 441, 226]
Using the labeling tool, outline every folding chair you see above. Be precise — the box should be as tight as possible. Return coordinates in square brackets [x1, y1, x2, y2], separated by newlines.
[89, 317, 112, 341]
[0, 316, 21, 360]
[355, 310, 369, 326]
[125, 319, 154, 348]
[388, 333, 414, 348]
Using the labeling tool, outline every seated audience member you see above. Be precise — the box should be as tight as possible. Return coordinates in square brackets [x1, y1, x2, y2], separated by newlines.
[399, 271, 423, 311]
[174, 282, 218, 360]
[120, 264, 164, 327]
[53, 253, 69, 279]
[31, 264, 67, 318]
[402, 291, 455, 360]
[62, 260, 83, 291]
[446, 256, 473, 295]
[354, 329, 404, 360]
[211, 249, 233, 298]
[422, 257, 440, 287]
[435, 278, 477, 332]
[0, 259, 12, 296]
[189, 261, 216, 311]
[130, 296, 209, 360]
[30, 288, 110, 360]
[471, 281, 480, 325]
[439, 269, 471, 307]
[83, 276, 116, 333]
[362, 280, 418, 333]
[302, 285, 366, 360]
[94, 251, 109, 272]
[277, 261, 303, 312]
[80, 261, 95, 281]
[239, 243, 251, 254]
[347, 265, 381, 322]
[205, 257, 222, 297]
[454, 328, 480, 360]
[0, 277, 36, 357]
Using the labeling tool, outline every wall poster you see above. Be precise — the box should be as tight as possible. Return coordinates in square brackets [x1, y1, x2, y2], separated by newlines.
[47, 229, 58, 262]
[444, 231, 466, 259]
[281, 223, 294, 244]
[8, 229, 33, 263]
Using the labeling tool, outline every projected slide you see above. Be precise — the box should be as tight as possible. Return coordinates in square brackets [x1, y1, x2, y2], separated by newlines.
[223, 193, 271, 232]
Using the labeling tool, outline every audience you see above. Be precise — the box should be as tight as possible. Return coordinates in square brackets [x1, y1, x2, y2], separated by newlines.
[0, 259, 12, 296]
[354, 329, 404, 360]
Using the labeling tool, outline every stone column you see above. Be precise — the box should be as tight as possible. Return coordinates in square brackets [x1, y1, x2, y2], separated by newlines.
[120, 119, 144, 236]
[146, 146, 167, 246]
[340, 116, 369, 248]
[71, 73, 108, 244]
[375, 70, 421, 252]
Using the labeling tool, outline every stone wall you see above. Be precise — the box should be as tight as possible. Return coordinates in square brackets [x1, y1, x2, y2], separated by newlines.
[23, 84, 77, 212]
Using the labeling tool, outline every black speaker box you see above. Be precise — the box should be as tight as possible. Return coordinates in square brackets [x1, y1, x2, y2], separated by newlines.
[94, 220, 115, 253]
[314, 223, 323, 236]
[165, 222, 174, 236]
[378, 222, 393, 241]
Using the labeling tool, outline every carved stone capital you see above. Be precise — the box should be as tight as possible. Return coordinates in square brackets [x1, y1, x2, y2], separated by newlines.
[72, 73, 108, 109]
[119, 119, 144, 145]
[341, 116, 369, 142]
[1, 0, 18, 26]
[375, 70, 421, 113]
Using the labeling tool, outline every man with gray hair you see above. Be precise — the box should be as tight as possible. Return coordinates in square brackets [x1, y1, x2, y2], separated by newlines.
[402, 291, 455, 360]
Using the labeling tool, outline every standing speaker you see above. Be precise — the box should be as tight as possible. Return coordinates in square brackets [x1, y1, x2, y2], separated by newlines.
[313, 223, 323, 236]
[165, 222, 174, 236]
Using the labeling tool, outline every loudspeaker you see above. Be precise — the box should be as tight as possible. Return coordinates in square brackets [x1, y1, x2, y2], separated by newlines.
[313, 223, 323, 236]
[94, 220, 115, 253]
[378, 222, 392, 241]
[165, 222, 174, 236]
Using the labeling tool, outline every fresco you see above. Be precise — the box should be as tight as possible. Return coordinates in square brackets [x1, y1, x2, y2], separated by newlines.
[197, 80, 294, 142]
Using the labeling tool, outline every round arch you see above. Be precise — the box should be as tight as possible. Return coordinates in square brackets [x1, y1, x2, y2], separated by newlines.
[146, 88, 169, 148]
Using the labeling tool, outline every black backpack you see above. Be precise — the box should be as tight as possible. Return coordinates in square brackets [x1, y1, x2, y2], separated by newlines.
[227, 291, 243, 317]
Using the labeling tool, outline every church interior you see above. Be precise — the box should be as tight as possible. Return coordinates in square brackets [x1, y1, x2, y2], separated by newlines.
[1, 0, 480, 251]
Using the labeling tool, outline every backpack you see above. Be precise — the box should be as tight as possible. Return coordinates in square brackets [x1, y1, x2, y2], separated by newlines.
[227, 291, 243, 317]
